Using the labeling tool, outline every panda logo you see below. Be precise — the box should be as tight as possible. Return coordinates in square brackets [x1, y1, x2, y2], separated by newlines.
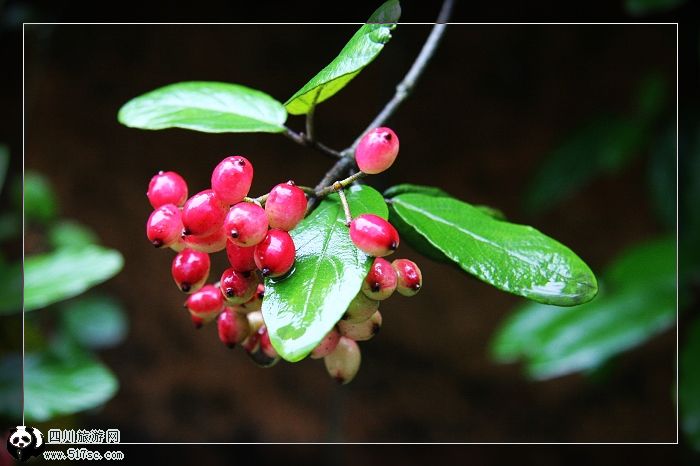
[6, 426, 44, 462]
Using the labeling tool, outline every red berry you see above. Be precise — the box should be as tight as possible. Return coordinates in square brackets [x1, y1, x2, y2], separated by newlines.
[258, 326, 277, 359]
[265, 181, 307, 231]
[183, 227, 227, 253]
[217, 307, 251, 348]
[392, 259, 423, 296]
[247, 325, 280, 368]
[171, 248, 210, 293]
[224, 202, 269, 247]
[147, 170, 188, 208]
[211, 156, 254, 205]
[349, 214, 399, 257]
[310, 328, 341, 359]
[185, 284, 224, 323]
[361, 257, 397, 300]
[146, 203, 183, 248]
[219, 268, 259, 305]
[226, 241, 257, 272]
[338, 310, 382, 341]
[242, 311, 265, 352]
[254, 229, 295, 278]
[343, 292, 379, 323]
[190, 314, 204, 329]
[181, 189, 227, 236]
[324, 336, 361, 384]
[241, 283, 265, 312]
[354, 127, 399, 174]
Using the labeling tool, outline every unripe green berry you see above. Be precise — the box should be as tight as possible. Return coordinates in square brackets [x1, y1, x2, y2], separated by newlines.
[324, 336, 361, 385]
[338, 310, 381, 341]
[342, 292, 379, 323]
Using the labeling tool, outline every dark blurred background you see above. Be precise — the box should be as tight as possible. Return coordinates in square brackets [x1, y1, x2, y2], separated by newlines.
[19, 20, 677, 445]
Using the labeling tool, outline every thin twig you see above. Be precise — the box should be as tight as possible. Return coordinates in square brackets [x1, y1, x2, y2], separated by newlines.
[283, 127, 343, 160]
[315, 171, 366, 198]
[336, 187, 353, 226]
[306, 105, 315, 143]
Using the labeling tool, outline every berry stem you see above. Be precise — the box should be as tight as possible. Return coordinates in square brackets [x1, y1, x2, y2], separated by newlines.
[314, 171, 366, 198]
[283, 127, 343, 160]
[305, 104, 316, 142]
[336, 186, 353, 226]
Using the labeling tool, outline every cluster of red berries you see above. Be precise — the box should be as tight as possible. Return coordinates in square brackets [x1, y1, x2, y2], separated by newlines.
[144, 127, 422, 383]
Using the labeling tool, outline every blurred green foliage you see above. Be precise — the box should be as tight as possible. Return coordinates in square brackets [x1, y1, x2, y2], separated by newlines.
[624, 0, 686, 15]
[0, 159, 127, 423]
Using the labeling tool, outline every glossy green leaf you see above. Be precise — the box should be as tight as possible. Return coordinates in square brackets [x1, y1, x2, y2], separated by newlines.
[681, 318, 700, 451]
[262, 185, 387, 362]
[388, 204, 452, 264]
[0, 144, 8, 194]
[118, 81, 287, 133]
[392, 193, 598, 305]
[625, 0, 685, 15]
[524, 116, 648, 214]
[49, 221, 99, 249]
[284, 0, 400, 115]
[0, 261, 22, 315]
[20, 171, 58, 224]
[491, 237, 676, 379]
[24, 350, 118, 422]
[61, 295, 128, 349]
[24, 245, 124, 312]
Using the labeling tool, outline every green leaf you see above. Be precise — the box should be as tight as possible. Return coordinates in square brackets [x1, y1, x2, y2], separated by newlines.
[392, 193, 598, 305]
[681, 318, 700, 451]
[0, 261, 22, 315]
[20, 171, 58, 224]
[388, 204, 452, 264]
[49, 221, 99, 249]
[262, 185, 387, 362]
[491, 237, 676, 379]
[284, 0, 400, 115]
[523, 115, 648, 214]
[118, 81, 287, 133]
[625, 0, 685, 15]
[24, 245, 124, 312]
[60, 295, 128, 349]
[24, 350, 118, 422]
[0, 144, 8, 194]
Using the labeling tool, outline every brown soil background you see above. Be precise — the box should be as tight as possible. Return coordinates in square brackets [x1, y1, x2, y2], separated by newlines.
[22, 23, 676, 447]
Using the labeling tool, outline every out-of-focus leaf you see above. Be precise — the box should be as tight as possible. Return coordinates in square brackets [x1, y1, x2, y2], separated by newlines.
[0, 353, 22, 421]
[392, 193, 598, 305]
[647, 124, 677, 230]
[625, 0, 685, 16]
[24, 350, 118, 422]
[681, 318, 700, 450]
[524, 116, 648, 214]
[491, 237, 676, 379]
[0, 212, 21, 243]
[20, 171, 58, 224]
[636, 73, 669, 124]
[0, 261, 22, 315]
[0, 144, 8, 194]
[24, 245, 124, 312]
[284, 0, 400, 115]
[49, 221, 99, 249]
[118, 81, 287, 133]
[60, 295, 128, 349]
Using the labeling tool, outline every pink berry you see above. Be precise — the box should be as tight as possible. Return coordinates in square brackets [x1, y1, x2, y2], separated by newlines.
[354, 127, 399, 174]
[147, 170, 188, 208]
[190, 314, 204, 329]
[310, 328, 341, 359]
[258, 326, 277, 359]
[181, 189, 227, 236]
[226, 241, 257, 272]
[361, 257, 397, 300]
[224, 202, 269, 247]
[338, 310, 382, 341]
[171, 248, 210, 293]
[185, 284, 224, 323]
[183, 227, 227, 253]
[349, 214, 399, 257]
[219, 268, 259, 305]
[264, 181, 307, 231]
[146, 203, 183, 248]
[324, 336, 361, 384]
[242, 311, 265, 352]
[254, 229, 296, 278]
[217, 307, 251, 348]
[343, 292, 379, 323]
[392, 259, 423, 296]
[211, 156, 254, 205]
